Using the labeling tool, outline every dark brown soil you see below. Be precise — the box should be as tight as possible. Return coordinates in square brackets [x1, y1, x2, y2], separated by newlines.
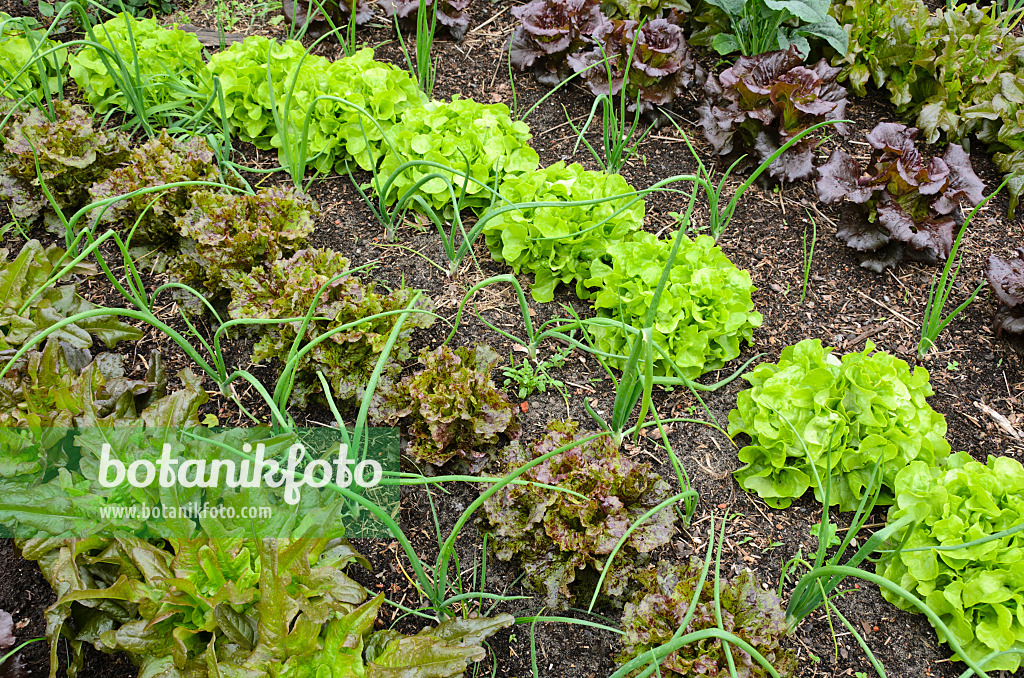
[2, 1, 1023, 677]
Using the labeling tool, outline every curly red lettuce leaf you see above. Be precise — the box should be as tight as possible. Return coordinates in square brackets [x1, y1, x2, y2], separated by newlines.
[816, 122, 985, 271]
[374, 343, 521, 467]
[228, 248, 435, 409]
[385, 0, 472, 41]
[698, 46, 848, 183]
[0, 102, 129, 233]
[617, 559, 797, 678]
[483, 420, 676, 609]
[987, 249, 1024, 337]
[509, 0, 609, 85]
[170, 187, 318, 298]
[89, 132, 239, 245]
[568, 18, 703, 112]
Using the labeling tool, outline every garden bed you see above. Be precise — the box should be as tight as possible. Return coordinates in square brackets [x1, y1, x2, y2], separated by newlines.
[1, 0, 1023, 676]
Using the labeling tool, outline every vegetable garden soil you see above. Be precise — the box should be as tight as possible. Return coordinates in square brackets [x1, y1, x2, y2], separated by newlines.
[2, 1, 1024, 676]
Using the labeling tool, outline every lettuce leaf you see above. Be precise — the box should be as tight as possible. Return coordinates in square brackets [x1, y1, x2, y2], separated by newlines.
[481, 162, 644, 302]
[728, 339, 951, 510]
[583, 230, 762, 379]
[878, 452, 1024, 672]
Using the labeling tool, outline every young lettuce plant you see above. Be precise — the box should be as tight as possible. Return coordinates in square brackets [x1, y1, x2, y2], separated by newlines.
[618, 558, 797, 677]
[876, 452, 1024, 673]
[0, 13, 67, 114]
[567, 17, 704, 114]
[69, 12, 213, 135]
[0, 101, 130, 234]
[482, 419, 680, 609]
[508, 0, 609, 86]
[698, 46, 850, 183]
[370, 343, 521, 467]
[816, 122, 986, 272]
[728, 339, 950, 511]
[480, 162, 644, 302]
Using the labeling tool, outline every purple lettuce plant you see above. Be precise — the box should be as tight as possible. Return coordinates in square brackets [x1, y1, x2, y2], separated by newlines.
[567, 17, 703, 112]
[385, 0, 472, 41]
[698, 46, 849, 183]
[817, 122, 986, 271]
[987, 249, 1024, 337]
[617, 560, 797, 678]
[372, 344, 521, 467]
[483, 420, 676, 609]
[509, 0, 609, 85]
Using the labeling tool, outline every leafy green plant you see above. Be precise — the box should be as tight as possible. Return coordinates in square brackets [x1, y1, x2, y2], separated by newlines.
[20, 532, 511, 678]
[372, 343, 521, 466]
[0, 240, 141, 352]
[0, 337, 199, 429]
[617, 559, 797, 677]
[170, 186, 318, 297]
[208, 40, 425, 173]
[228, 247, 435, 408]
[483, 420, 678, 609]
[508, 0, 609, 86]
[829, 0, 937, 106]
[0, 13, 66, 110]
[0, 102, 129, 233]
[877, 452, 1024, 673]
[728, 338, 951, 510]
[698, 0, 848, 57]
[375, 97, 539, 215]
[481, 162, 643, 302]
[583, 230, 762, 379]
[698, 46, 849, 183]
[566, 18, 705, 114]
[816, 122, 986, 272]
[501, 342, 572, 400]
[90, 132, 239, 245]
[69, 13, 211, 120]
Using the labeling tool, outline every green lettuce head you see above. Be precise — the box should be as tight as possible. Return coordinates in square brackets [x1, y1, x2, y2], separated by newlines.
[878, 452, 1024, 672]
[728, 339, 950, 510]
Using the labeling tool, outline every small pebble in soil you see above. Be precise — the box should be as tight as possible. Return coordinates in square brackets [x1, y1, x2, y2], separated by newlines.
[834, 335, 845, 344]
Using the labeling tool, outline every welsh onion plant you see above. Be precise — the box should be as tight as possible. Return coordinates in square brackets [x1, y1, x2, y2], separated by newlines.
[801, 210, 816, 304]
[917, 180, 1005, 359]
[394, 0, 438, 95]
[565, 26, 650, 174]
[662, 113, 846, 240]
[70, 4, 220, 137]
